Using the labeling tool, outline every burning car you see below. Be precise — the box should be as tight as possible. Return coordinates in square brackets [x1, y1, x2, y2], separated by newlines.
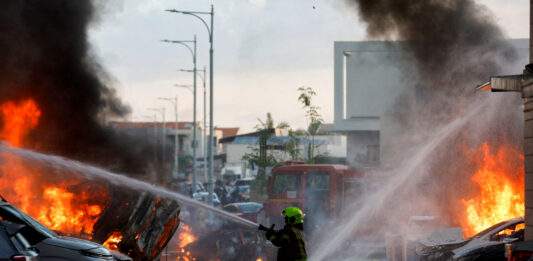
[0, 179, 180, 261]
[91, 188, 180, 260]
[0, 198, 116, 260]
[416, 217, 524, 260]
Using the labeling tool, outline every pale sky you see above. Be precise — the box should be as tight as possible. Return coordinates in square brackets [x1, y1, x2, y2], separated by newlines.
[89, 0, 529, 132]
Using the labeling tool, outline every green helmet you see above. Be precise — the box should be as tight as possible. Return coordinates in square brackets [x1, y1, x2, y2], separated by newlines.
[282, 207, 305, 224]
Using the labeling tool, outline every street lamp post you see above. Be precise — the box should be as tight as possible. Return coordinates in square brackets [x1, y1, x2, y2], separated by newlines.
[167, 4, 215, 204]
[162, 36, 199, 194]
[173, 84, 199, 192]
[158, 97, 180, 179]
[180, 67, 208, 183]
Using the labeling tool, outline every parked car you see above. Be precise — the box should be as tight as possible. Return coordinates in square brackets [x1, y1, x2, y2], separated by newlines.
[417, 217, 524, 260]
[229, 185, 250, 203]
[193, 192, 221, 206]
[0, 221, 38, 261]
[222, 202, 263, 222]
[0, 198, 129, 260]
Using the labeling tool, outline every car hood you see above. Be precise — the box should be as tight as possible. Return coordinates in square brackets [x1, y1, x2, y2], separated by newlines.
[452, 239, 504, 257]
[41, 236, 104, 251]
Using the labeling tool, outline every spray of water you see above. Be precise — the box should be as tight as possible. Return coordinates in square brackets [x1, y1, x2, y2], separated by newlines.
[0, 144, 258, 229]
[310, 96, 494, 261]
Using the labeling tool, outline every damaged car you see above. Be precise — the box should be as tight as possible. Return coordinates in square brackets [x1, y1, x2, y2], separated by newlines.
[416, 217, 524, 260]
[0, 220, 38, 261]
[0, 198, 126, 260]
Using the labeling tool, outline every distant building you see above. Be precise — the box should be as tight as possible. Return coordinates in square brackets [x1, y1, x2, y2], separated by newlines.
[331, 40, 529, 168]
[219, 129, 346, 179]
[214, 127, 240, 154]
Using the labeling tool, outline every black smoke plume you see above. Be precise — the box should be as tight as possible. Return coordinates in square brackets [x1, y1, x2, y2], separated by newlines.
[344, 0, 521, 141]
[0, 0, 156, 175]
[346, 0, 516, 91]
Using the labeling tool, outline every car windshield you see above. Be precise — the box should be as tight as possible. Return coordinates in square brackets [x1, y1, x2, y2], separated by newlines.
[0, 205, 55, 238]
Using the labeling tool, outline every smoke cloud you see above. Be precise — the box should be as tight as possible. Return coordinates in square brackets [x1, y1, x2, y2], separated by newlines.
[347, 0, 515, 89]
[311, 1, 524, 260]
[0, 0, 156, 175]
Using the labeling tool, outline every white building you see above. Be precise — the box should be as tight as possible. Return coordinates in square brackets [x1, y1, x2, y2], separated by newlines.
[331, 40, 529, 168]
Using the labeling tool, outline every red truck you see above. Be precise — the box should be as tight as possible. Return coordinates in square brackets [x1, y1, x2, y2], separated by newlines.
[257, 164, 364, 229]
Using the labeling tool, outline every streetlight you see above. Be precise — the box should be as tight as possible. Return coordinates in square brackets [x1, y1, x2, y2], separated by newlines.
[148, 107, 166, 184]
[180, 67, 208, 183]
[167, 4, 215, 204]
[162, 37, 199, 194]
[158, 97, 180, 179]
[173, 84, 199, 187]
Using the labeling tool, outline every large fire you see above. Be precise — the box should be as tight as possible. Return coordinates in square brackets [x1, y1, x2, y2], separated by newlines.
[459, 143, 525, 237]
[178, 224, 197, 248]
[0, 98, 108, 237]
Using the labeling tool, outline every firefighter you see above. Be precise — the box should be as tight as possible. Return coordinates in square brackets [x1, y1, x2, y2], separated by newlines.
[258, 207, 307, 261]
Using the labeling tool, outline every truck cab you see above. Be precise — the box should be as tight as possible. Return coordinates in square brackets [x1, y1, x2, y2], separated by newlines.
[258, 164, 364, 230]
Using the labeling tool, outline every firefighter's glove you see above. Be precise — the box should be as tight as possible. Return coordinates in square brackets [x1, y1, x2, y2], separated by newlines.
[258, 224, 269, 231]
[258, 224, 275, 233]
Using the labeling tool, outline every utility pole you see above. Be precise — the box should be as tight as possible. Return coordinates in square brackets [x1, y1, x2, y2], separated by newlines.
[202, 67, 208, 183]
[158, 97, 180, 179]
[179, 67, 208, 182]
[162, 36, 198, 193]
[167, 4, 215, 204]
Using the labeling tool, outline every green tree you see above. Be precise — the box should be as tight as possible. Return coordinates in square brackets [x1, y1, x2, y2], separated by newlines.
[242, 113, 283, 199]
[298, 86, 324, 163]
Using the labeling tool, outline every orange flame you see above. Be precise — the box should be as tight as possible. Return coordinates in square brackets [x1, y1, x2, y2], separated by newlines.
[0, 99, 41, 147]
[37, 187, 103, 234]
[103, 231, 123, 250]
[0, 98, 108, 237]
[178, 224, 197, 248]
[460, 143, 524, 237]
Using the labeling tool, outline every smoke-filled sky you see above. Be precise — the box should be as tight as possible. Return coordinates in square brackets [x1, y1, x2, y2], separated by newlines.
[89, 0, 529, 131]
